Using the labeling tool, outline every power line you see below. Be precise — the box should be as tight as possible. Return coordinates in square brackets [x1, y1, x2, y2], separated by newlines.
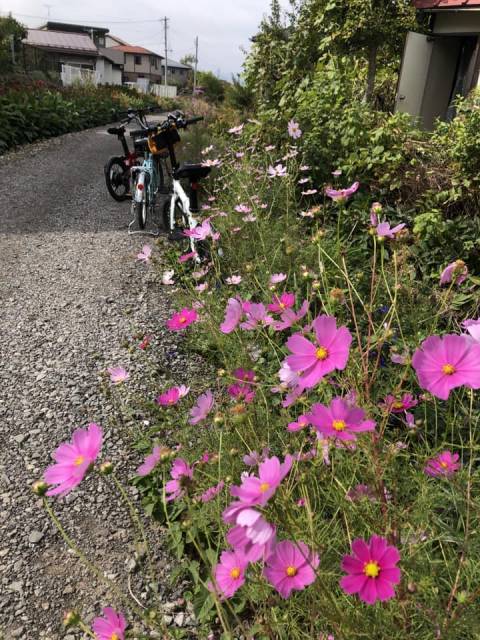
[2, 11, 160, 24]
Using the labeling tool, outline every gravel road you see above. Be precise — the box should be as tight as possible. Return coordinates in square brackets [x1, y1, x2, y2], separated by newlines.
[0, 127, 197, 639]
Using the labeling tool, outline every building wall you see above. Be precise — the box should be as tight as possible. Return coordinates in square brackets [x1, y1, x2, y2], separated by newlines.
[95, 58, 122, 85]
[434, 11, 480, 34]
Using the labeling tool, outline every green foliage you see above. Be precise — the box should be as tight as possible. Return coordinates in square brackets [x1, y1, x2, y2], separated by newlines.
[225, 75, 254, 113]
[0, 81, 163, 154]
[197, 71, 227, 103]
[0, 15, 26, 73]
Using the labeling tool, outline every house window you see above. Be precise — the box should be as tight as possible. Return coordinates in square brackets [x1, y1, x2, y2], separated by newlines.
[170, 68, 176, 75]
[135, 55, 142, 65]
[97, 36, 105, 47]
[154, 58, 158, 69]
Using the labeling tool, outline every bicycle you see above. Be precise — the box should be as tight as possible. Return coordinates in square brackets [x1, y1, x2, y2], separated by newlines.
[129, 111, 214, 257]
[104, 107, 165, 202]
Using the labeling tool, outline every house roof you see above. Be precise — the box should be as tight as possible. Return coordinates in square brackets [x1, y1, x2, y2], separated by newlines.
[98, 47, 124, 66]
[414, 0, 480, 8]
[41, 21, 109, 35]
[110, 44, 158, 55]
[167, 59, 192, 70]
[24, 29, 98, 55]
[107, 34, 129, 45]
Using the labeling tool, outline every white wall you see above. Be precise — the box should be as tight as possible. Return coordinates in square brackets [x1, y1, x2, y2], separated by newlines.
[434, 12, 480, 34]
[95, 58, 122, 85]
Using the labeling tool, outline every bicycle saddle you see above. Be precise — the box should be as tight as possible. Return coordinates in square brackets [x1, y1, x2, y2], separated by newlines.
[173, 163, 211, 181]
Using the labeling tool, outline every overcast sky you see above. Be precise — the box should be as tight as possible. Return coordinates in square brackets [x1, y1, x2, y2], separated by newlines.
[3, 0, 291, 77]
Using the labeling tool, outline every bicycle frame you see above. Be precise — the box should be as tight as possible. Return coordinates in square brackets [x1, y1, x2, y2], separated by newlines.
[169, 177, 198, 254]
[129, 152, 162, 235]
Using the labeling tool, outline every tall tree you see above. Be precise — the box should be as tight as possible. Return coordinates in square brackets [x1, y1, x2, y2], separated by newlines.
[0, 15, 26, 72]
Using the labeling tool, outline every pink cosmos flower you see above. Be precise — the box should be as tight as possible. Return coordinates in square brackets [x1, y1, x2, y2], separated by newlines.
[380, 393, 418, 413]
[288, 119, 302, 139]
[200, 480, 225, 502]
[285, 315, 352, 389]
[265, 144, 276, 151]
[156, 385, 189, 406]
[332, 169, 342, 177]
[162, 269, 175, 285]
[268, 292, 296, 314]
[340, 536, 401, 604]
[424, 450, 460, 478]
[92, 607, 127, 640]
[440, 260, 468, 286]
[268, 164, 287, 178]
[346, 484, 377, 502]
[273, 299, 309, 331]
[228, 124, 244, 135]
[463, 318, 480, 343]
[201, 144, 214, 155]
[201, 158, 221, 167]
[165, 458, 193, 502]
[298, 178, 310, 185]
[107, 366, 129, 384]
[136, 245, 152, 263]
[230, 455, 293, 506]
[166, 308, 198, 331]
[412, 334, 480, 400]
[220, 297, 244, 334]
[391, 351, 409, 365]
[223, 502, 275, 545]
[240, 303, 274, 331]
[287, 414, 311, 432]
[226, 275, 242, 285]
[178, 251, 198, 263]
[300, 165, 310, 171]
[325, 181, 360, 202]
[44, 423, 102, 496]
[270, 273, 287, 284]
[243, 447, 270, 466]
[301, 188, 318, 196]
[183, 219, 212, 240]
[210, 550, 248, 599]
[137, 445, 164, 476]
[234, 204, 252, 214]
[376, 221, 406, 239]
[227, 524, 276, 563]
[138, 334, 152, 350]
[308, 397, 375, 441]
[228, 383, 256, 403]
[264, 541, 319, 599]
[189, 390, 214, 424]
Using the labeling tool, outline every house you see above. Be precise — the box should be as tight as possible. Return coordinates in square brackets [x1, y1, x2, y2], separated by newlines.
[165, 59, 192, 87]
[97, 47, 124, 85]
[396, 1, 480, 128]
[40, 21, 108, 49]
[23, 28, 98, 73]
[108, 44, 163, 84]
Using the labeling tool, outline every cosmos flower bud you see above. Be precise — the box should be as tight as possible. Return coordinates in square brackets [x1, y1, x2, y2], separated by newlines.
[213, 413, 224, 425]
[99, 461, 113, 475]
[229, 448, 239, 456]
[217, 368, 226, 377]
[63, 611, 80, 629]
[32, 480, 48, 496]
[330, 288, 345, 303]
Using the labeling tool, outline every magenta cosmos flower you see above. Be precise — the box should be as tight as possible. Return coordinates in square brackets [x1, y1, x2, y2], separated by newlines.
[136, 445, 170, 477]
[230, 455, 293, 506]
[340, 536, 401, 605]
[440, 260, 468, 286]
[165, 458, 193, 502]
[136, 244, 152, 263]
[156, 385, 189, 407]
[200, 480, 225, 503]
[380, 393, 418, 413]
[227, 523, 276, 563]
[166, 308, 198, 331]
[264, 540, 319, 599]
[325, 181, 359, 202]
[412, 334, 480, 400]
[44, 423, 102, 496]
[189, 390, 214, 424]
[228, 383, 256, 403]
[287, 414, 311, 432]
[308, 397, 375, 441]
[223, 502, 275, 545]
[286, 315, 352, 389]
[233, 368, 255, 383]
[211, 550, 248, 599]
[424, 450, 460, 478]
[107, 366, 129, 384]
[92, 607, 127, 640]
[273, 300, 309, 332]
[376, 221, 406, 239]
[268, 292, 296, 314]
[270, 273, 287, 284]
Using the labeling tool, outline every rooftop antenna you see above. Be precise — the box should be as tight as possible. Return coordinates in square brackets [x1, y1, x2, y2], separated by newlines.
[43, 4, 53, 19]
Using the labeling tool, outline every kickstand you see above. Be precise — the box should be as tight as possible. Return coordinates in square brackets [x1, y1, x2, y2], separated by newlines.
[128, 217, 161, 237]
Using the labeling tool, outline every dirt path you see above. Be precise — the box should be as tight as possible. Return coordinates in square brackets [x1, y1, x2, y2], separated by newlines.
[0, 128, 195, 639]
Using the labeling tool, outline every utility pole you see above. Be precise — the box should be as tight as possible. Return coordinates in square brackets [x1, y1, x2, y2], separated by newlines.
[10, 34, 15, 66]
[162, 16, 169, 88]
[193, 36, 198, 93]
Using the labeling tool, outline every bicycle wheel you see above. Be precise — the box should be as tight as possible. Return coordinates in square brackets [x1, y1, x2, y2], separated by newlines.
[134, 196, 147, 230]
[105, 156, 130, 201]
[163, 198, 192, 251]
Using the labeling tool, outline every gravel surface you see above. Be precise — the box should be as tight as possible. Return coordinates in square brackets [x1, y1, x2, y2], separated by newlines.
[0, 127, 200, 639]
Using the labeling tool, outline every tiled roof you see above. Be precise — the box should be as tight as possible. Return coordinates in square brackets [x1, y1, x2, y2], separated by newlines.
[110, 44, 158, 55]
[414, 0, 480, 8]
[25, 29, 98, 53]
[98, 47, 124, 66]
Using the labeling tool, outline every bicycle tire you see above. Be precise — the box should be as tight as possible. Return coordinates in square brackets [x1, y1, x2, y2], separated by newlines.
[105, 156, 130, 202]
[163, 198, 191, 251]
[132, 196, 147, 230]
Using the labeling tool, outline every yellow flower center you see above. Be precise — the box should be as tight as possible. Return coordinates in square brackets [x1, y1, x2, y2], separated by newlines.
[260, 482, 270, 493]
[440, 461, 448, 469]
[179, 316, 187, 324]
[316, 346, 329, 361]
[230, 567, 241, 579]
[392, 401, 404, 409]
[332, 420, 346, 432]
[442, 364, 456, 376]
[286, 566, 297, 577]
[364, 561, 380, 578]
[279, 302, 286, 309]
[110, 634, 119, 640]
[74, 455, 85, 466]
